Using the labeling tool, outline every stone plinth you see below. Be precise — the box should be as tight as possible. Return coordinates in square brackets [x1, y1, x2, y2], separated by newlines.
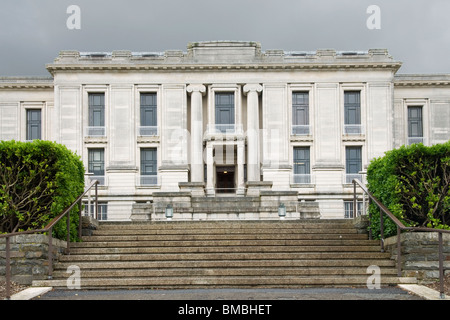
[298, 201, 321, 219]
[130, 189, 307, 221]
[179, 182, 205, 196]
[130, 203, 153, 221]
[246, 181, 273, 197]
[81, 215, 99, 236]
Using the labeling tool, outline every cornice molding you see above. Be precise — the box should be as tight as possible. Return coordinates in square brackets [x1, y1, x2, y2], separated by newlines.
[0, 83, 54, 90]
[46, 62, 402, 75]
[0, 78, 54, 90]
[394, 74, 450, 87]
[394, 80, 450, 87]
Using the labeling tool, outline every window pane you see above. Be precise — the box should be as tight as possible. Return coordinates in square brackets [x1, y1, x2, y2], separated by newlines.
[344, 91, 361, 125]
[141, 148, 157, 175]
[88, 149, 104, 175]
[89, 93, 105, 127]
[346, 147, 362, 174]
[408, 106, 423, 137]
[215, 92, 235, 125]
[292, 92, 309, 126]
[140, 93, 157, 126]
[293, 147, 310, 174]
[26, 109, 41, 140]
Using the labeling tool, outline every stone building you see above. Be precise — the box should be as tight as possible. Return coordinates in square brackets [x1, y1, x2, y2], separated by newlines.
[1, 41, 449, 220]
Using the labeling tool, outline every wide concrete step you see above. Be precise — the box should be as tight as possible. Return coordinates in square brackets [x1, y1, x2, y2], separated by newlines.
[33, 276, 417, 289]
[80, 233, 368, 242]
[50, 267, 400, 279]
[71, 239, 381, 248]
[68, 245, 382, 255]
[97, 220, 354, 230]
[58, 252, 392, 262]
[40, 220, 417, 289]
[91, 227, 359, 236]
[52, 258, 397, 269]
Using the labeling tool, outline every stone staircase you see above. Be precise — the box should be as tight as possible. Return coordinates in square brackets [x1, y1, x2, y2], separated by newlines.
[33, 220, 417, 289]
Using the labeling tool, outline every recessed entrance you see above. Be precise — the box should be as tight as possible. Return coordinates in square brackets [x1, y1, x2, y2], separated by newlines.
[216, 166, 235, 194]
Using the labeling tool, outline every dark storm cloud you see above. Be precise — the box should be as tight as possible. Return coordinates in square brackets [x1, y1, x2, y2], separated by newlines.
[1, 0, 450, 76]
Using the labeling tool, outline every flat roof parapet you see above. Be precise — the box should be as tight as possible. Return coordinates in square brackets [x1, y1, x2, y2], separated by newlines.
[187, 41, 261, 49]
[46, 41, 402, 74]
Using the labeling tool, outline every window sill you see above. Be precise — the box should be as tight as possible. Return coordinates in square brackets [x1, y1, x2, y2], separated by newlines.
[84, 136, 107, 144]
[290, 183, 315, 188]
[342, 134, 365, 142]
[290, 135, 313, 142]
[136, 185, 161, 189]
[137, 136, 160, 143]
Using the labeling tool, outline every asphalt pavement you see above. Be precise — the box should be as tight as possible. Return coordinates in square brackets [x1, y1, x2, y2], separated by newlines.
[32, 287, 424, 300]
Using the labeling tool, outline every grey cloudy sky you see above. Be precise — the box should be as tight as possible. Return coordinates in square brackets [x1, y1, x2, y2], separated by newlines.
[1, 0, 450, 76]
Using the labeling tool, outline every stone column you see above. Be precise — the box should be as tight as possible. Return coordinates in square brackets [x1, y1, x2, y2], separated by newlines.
[206, 143, 215, 196]
[236, 140, 245, 196]
[187, 84, 206, 183]
[243, 84, 263, 182]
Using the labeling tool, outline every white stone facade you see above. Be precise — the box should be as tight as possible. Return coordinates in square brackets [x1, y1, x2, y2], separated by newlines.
[1, 41, 449, 220]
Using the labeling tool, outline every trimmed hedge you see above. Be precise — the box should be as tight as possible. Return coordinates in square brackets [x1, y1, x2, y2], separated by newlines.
[367, 142, 450, 238]
[0, 140, 85, 241]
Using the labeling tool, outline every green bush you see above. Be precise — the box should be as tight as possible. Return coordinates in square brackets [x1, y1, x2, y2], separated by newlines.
[0, 140, 85, 241]
[367, 142, 450, 238]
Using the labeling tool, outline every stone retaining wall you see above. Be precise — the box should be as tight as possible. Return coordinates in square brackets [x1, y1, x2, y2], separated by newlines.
[0, 234, 67, 285]
[385, 232, 450, 281]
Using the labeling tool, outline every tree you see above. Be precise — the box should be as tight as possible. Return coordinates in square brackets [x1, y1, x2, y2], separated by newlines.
[395, 144, 450, 229]
[367, 142, 450, 238]
[0, 140, 85, 241]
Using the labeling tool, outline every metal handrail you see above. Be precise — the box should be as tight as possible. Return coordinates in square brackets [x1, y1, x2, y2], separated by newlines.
[1, 179, 99, 300]
[352, 178, 450, 299]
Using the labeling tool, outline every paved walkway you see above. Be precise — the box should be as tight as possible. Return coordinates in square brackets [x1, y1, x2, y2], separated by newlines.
[29, 287, 425, 300]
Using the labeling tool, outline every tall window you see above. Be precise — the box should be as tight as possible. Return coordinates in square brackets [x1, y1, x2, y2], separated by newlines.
[344, 91, 362, 134]
[87, 93, 105, 136]
[26, 109, 41, 141]
[292, 92, 310, 135]
[408, 106, 423, 145]
[293, 147, 311, 184]
[344, 201, 363, 219]
[140, 93, 157, 136]
[345, 146, 362, 183]
[140, 148, 157, 185]
[88, 148, 105, 185]
[215, 92, 235, 133]
[84, 201, 108, 221]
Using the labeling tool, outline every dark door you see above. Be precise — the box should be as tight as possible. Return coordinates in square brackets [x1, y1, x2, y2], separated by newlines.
[216, 166, 235, 193]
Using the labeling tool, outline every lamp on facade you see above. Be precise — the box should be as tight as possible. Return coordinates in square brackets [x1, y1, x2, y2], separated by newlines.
[165, 204, 173, 220]
[278, 203, 286, 220]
